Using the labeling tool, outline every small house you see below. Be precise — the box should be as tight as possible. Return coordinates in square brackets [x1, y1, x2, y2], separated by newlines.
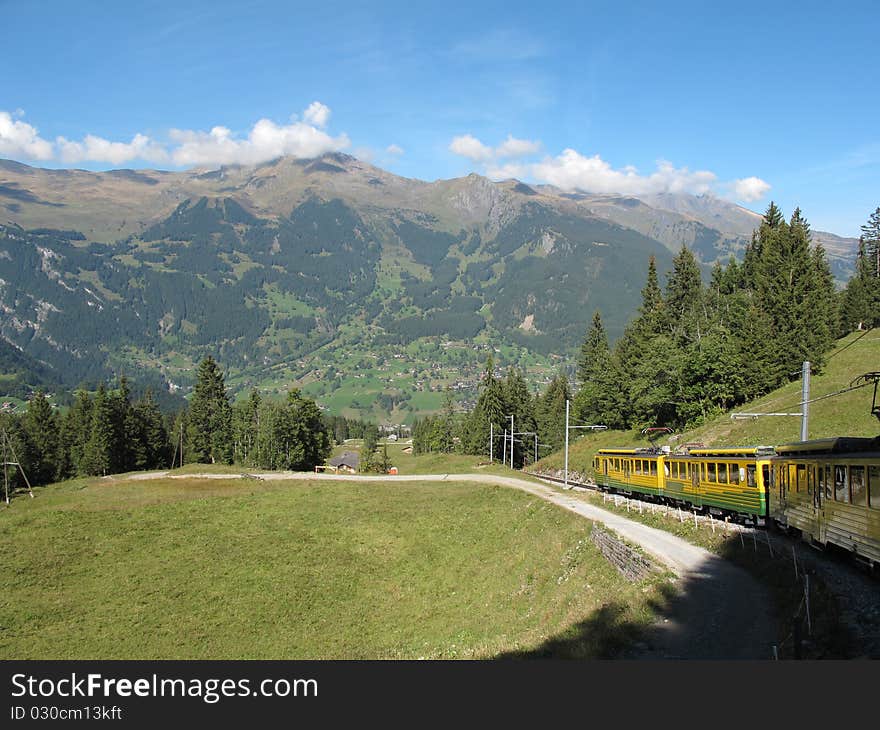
[327, 451, 360, 474]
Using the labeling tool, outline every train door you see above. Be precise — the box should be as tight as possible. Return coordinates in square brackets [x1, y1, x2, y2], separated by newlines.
[816, 462, 829, 544]
[690, 461, 702, 507]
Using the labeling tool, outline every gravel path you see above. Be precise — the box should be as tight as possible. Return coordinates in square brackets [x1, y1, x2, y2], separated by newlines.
[113, 469, 777, 659]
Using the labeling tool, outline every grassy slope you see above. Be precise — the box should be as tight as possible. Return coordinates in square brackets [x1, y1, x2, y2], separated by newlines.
[0, 475, 670, 660]
[535, 330, 880, 479]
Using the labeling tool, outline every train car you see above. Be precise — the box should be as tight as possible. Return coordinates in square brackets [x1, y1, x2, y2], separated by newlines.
[771, 437, 880, 566]
[593, 448, 665, 499]
[671, 447, 774, 521]
[594, 446, 773, 522]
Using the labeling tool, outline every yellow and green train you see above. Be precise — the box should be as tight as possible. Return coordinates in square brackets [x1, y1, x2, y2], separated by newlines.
[593, 438, 880, 566]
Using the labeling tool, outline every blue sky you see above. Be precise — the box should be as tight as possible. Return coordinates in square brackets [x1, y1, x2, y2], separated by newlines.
[1, 0, 877, 236]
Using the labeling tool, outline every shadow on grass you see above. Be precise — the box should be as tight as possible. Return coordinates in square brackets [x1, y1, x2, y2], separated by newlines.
[494, 533, 792, 660]
[494, 582, 677, 659]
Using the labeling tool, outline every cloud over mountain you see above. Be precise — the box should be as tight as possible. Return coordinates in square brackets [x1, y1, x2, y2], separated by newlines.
[450, 132, 771, 204]
[0, 104, 348, 168]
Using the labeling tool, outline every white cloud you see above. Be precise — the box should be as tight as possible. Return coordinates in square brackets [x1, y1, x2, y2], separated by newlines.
[495, 135, 542, 159]
[386, 143, 404, 156]
[0, 111, 53, 160]
[169, 115, 349, 167]
[303, 101, 331, 128]
[449, 133, 542, 163]
[731, 176, 772, 202]
[56, 133, 168, 165]
[0, 103, 346, 169]
[529, 149, 717, 196]
[449, 134, 494, 162]
[455, 138, 771, 202]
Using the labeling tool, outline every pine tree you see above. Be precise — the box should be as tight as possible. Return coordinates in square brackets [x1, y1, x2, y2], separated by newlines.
[463, 356, 507, 458]
[187, 356, 233, 464]
[574, 311, 625, 429]
[503, 369, 535, 468]
[664, 245, 703, 330]
[62, 389, 93, 476]
[132, 389, 169, 469]
[840, 238, 880, 332]
[861, 206, 880, 277]
[534, 373, 570, 455]
[83, 383, 114, 476]
[615, 257, 675, 428]
[577, 312, 608, 386]
[21, 390, 60, 485]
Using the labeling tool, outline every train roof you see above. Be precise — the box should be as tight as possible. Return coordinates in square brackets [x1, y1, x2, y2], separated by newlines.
[774, 437, 880, 456]
[596, 448, 640, 455]
[685, 446, 776, 458]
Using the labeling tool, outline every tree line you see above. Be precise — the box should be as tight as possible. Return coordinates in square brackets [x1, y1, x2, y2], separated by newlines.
[1, 356, 337, 492]
[412, 360, 571, 469]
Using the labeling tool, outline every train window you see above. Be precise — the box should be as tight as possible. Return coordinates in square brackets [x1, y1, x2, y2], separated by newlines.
[747, 465, 756, 487]
[650, 461, 657, 477]
[834, 465, 849, 503]
[707, 463, 717, 482]
[851, 466, 866, 507]
[796, 464, 807, 493]
[824, 464, 832, 500]
[870, 466, 880, 509]
[817, 465, 825, 497]
[717, 463, 728, 484]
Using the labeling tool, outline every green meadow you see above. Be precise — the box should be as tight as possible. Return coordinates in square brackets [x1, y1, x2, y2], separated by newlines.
[0, 475, 669, 659]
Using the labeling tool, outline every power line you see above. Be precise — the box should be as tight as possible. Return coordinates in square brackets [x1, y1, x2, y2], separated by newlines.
[825, 327, 873, 362]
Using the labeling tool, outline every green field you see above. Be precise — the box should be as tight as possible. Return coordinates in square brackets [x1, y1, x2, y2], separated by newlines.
[0, 475, 669, 659]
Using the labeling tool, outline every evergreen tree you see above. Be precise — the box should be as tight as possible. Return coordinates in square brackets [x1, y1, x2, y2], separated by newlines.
[83, 384, 114, 476]
[860, 206, 880, 277]
[285, 388, 332, 470]
[574, 311, 625, 429]
[577, 312, 608, 386]
[534, 373, 570, 456]
[21, 391, 60, 485]
[462, 356, 506, 458]
[840, 238, 880, 331]
[186, 356, 233, 464]
[503, 368, 535, 468]
[615, 257, 675, 428]
[132, 389, 170, 470]
[62, 389, 93, 476]
[750, 203, 827, 381]
[664, 245, 703, 329]
[232, 388, 261, 465]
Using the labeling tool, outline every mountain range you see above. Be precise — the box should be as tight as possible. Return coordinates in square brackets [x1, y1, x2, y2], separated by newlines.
[0, 153, 860, 418]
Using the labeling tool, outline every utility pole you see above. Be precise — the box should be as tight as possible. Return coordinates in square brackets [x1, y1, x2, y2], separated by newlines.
[731, 361, 811, 442]
[801, 361, 811, 442]
[502, 429, 507, 466]
[564, 399, 569, 489]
